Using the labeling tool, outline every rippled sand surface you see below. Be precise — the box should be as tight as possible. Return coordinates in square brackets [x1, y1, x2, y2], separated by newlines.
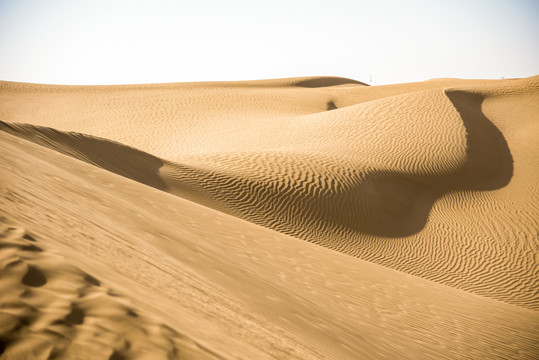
[1, 76, 538, 359]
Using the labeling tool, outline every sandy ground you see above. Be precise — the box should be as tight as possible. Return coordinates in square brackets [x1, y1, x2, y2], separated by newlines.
[0, 76, 538, 359]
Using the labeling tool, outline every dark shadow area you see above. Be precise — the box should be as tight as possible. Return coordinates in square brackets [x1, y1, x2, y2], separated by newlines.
[323, 90, 514, 237]
[20, 244, 42, 252]
[109, 351, 127, 360]
[0, 90, 513, 239]
[84, 273, 100, 286]
[0, 338, 7, 356]
[0, 243, 41, 252]
[65, 304, 85, 325]
[47, 350, 65, 360]
[23, 233, 36, 242]
[0, 121, 168, 192]
[295, 77, 368, 88]
[181, 90, 514, 238]
[443, 90, 514, 190]
[326, 101, 337, 110]
[22, 265, 47, 287]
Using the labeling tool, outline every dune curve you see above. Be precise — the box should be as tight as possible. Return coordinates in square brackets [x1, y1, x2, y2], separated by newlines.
[1, 75, 538, 358]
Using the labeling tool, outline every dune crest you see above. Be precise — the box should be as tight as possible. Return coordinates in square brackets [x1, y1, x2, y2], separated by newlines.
[1, 129, 538, 359]
[1, 77, 537, 309]
[1, 75, 538, 358]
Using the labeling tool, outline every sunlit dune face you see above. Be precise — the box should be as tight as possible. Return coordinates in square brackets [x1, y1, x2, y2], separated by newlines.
[0, 76, 538, 359]
[160, 88, 510, 237]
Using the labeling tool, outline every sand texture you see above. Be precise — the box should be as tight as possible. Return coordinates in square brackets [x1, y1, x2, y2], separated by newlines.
[0, 76, 538, 359]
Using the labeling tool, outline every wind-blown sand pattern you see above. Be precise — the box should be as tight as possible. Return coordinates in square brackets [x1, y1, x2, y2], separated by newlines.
[1, 76, 538, 359]
[0, 223, 220, 360]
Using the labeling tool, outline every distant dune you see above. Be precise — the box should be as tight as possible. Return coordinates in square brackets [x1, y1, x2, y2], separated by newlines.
[1, 76, 538, 359]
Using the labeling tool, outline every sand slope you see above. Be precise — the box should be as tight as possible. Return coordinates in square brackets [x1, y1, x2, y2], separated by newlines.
[1, 130, 538, 359]
[0, 222, 219, 360]
[1, 76, 538, 309]
[1, 76, 538, 358]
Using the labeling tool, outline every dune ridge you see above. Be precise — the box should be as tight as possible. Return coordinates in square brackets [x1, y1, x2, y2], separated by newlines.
[1, 129, 538, 359]
[1, 75, 539, 359]
[1, 76, 537, 311]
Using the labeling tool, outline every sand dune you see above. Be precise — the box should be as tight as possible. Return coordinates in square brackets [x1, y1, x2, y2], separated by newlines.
[1, 76, 538, 358]
[0, 222, 219, 360]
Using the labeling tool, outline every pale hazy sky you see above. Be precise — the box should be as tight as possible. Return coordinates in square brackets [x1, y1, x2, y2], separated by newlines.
[0, 0, 538, 85]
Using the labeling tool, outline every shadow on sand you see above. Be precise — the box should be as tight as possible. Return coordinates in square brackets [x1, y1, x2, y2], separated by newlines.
[0, 89, 513, 239]
[183, 90, 514, 238]
[324, 90, 514, 237]
[0, 121, 168, 192]
[295, 77, 368, 88]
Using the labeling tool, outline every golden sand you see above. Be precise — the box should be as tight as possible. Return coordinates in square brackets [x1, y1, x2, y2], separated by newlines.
[1, 76, 538, 359]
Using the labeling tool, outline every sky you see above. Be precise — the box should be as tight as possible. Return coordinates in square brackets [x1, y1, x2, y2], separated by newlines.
[0, 0, 538, 85]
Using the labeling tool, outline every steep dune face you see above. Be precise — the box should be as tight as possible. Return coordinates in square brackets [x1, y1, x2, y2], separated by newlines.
[0, 121, 168, 192]
[162, 88, 471, 237]
[1, 76, 537, 311]
[1, 130, 538, 360]
[0, 76, 490, 158]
